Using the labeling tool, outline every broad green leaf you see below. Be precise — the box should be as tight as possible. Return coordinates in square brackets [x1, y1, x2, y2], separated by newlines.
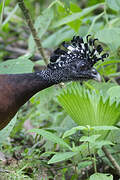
[90, 173, 113, 180]
[0, 55, 34, 74]
[70, 2, 81, 12]
[61, 0, 70, 9]
[40, 151, 56, 157]
[99, 64, 117, 77]
[29, 129, 71, 150]
[96, 28, 120, 51]
[43, 26, 75, 48]
[48, 152, 77, 164]
[0, 115, 17, 145]
[96, 59, 120, 69]
[95, 140, 114, 149]
[108, 72, 120, 78]
[63, 128, 77, 138]
[106, 0, 120, 12]
[66, 3, 82, 32]
[78, 161, 92, 169]
[53, 3, 104, 28]
[60, 115, 77, 131]
[63, 126, 86, 138]
[72, 143, 92, 155]
[28, 7, 53, 52]
[88, 0, 104, 6]
[84, 81, 116, 96]
[34, 8, 53, 37]
[93, 126, 119, 131]
[80, 135, 101, 143]
[107, 86, 120, 100]
[67, 19, 82, 32]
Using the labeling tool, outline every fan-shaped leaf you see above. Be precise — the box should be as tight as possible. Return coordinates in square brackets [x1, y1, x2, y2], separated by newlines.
[58, 82, 120, 139]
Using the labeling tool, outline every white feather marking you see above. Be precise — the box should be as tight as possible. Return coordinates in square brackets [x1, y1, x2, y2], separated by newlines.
[56, 57, 61, 63]
[58, 63, 62, 67]
[81, 43, 85, 50]
[67, 46, 75, 51]
[94, 50, 98, 55]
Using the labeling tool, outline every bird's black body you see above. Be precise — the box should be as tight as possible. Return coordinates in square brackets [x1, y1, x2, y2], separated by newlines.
[0, 35, 109, 130]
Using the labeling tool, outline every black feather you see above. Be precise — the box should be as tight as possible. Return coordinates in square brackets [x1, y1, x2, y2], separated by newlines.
[49, 35, 109, 69]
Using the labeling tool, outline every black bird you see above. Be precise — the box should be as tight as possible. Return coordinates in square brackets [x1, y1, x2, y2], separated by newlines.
[0, 35, 108, 130]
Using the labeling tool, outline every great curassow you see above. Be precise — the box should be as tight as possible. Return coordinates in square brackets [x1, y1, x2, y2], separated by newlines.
[0, 35, 108, 130]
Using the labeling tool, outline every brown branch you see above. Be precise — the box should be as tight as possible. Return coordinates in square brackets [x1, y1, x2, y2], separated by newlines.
[17, 0, 49, 65]
[102, 146, 120, 176]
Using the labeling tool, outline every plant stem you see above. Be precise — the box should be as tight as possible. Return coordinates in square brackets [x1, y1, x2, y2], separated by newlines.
[17, 0, 49, 65]
[88, 12, 104, 34]
[87, 129, 97, 173]
[93, 153, 97, 173]
[0, 0, 6, 27]
[104, 2, 109, 25]
[102, 146, 120, 176]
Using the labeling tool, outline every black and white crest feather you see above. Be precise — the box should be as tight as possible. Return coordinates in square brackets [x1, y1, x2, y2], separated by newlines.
[48, 35, 109, 70]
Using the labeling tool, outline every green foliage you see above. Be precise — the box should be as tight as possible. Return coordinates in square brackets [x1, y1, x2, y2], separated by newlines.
[0, 115, 17, 146]
[0, 54, 34, 74]
[48, 152, 77, 164]
[30, 128, 71, 150]
[107, 86, 120, 100]
[58, 82, 120, 139]
[29, 125, 116, 167]
[1, 0, 120, 178]
[43, 26, 75, 48]
[106, 0, 120, 12]
[90, 173, 113, 180]
[96, 28, 120, 51]
[52, 3, 103, 28]
[63, 125, 118, 139]
[28, 7, 54, 53]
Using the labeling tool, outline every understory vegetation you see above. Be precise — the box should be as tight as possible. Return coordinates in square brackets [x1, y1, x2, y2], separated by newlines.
[0, 0, 120, 179]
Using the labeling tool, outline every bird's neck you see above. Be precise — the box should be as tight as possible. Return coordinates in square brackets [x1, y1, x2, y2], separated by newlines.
[4, 69, 56, 107]
[0, 68, 62, 130]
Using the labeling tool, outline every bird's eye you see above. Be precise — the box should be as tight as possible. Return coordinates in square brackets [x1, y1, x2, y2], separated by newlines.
[92, 68, 97, 75]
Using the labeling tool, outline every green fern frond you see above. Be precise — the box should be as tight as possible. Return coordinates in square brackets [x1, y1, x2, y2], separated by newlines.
[58, 82, 120, 139]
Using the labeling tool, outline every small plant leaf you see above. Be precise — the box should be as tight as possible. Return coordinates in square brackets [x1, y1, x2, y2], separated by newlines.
[29, 7, 53, 52]
[96, 28, 120, 51]
[0, 55, 34, 74]
[43, 26, 74, 48]
[78, 161, 92, 169]
[95, 140, 114, 149]
[53, 3, 103, 28]
[107, 86, 120, 101]
[40, 151, 56, 157]
[63, 126, 86, 138]
[48, 152, 77, 164]
[0, 115, 17, 146]
[90, 173, 113, 180]
[29, 129, 71, 150]
[106, 0, 120, 12]
[80, 135, 101, 143]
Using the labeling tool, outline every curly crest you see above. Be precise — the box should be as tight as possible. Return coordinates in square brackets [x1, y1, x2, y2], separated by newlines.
[48, 35, 109, 70]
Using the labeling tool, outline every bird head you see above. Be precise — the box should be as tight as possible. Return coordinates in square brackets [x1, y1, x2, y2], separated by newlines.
[47, 35, 109, 84]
